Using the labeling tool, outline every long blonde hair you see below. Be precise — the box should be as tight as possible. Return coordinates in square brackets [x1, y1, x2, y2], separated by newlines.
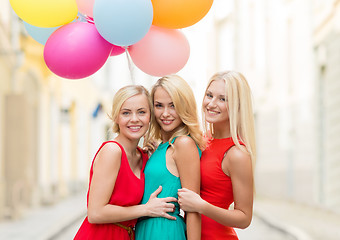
[146, 75, 204, 150]
[204, 71, 256, 165]
[109, 85, 152, 133]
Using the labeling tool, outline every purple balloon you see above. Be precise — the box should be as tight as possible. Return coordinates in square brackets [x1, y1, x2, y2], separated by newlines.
[44, 22, 112, 79]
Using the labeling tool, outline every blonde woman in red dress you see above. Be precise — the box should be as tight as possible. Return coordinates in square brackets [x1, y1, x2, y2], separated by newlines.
[178, 71, 256, 240]
[74, 85, 176, 240]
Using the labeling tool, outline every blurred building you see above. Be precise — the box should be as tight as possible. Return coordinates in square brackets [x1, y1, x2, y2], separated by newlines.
[2, 0, 339, 224]
[212, 0, 340, 212]
[313, 0, 340, 211]
[0, 2, 114, 220]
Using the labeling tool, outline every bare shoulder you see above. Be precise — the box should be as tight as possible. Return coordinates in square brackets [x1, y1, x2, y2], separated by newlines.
[95, 142, 122, 165]
[173, 136, 200, 166]
[99, 142, 122, 156]
[173, 135, 196, 149]
[225, 145, 251, 168]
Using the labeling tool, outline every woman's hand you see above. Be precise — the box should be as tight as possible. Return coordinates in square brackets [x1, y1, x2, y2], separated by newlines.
[178, 188, 206, 214]
[145, 186, 177, 220]
[142, 140, 159, 156]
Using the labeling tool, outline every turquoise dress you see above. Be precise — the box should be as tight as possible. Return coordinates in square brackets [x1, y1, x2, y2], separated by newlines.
[135, 137, 201, 240]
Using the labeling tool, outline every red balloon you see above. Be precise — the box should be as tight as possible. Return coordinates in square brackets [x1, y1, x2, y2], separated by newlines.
[128, 25, 190, 76]
[110, 45, 125, 56]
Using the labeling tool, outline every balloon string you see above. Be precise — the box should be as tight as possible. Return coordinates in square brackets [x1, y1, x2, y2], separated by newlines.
[125, 48, 135, 84]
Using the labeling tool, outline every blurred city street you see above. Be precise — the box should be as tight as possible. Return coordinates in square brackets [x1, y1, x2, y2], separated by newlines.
[54, 213, 296, 240]
[1, 190, 339, 240]
[1, 0, 340, 239]
[0, 191, 296, 240]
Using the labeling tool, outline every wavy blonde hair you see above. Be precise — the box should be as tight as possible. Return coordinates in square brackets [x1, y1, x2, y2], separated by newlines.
[203, 71, 256, 165]
[145, 75, 204, 150]
[109, 85, 152, 133]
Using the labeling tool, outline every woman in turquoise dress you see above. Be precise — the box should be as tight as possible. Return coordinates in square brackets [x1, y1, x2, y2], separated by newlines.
[135, 75, 205, 240]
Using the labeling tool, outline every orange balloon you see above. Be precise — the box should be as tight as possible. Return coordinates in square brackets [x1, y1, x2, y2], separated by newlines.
[151, 0, 214, 29]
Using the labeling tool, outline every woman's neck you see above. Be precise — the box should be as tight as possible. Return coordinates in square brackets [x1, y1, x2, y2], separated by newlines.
[161, 136, 171, 143]
[114, 135, 139, 157]
[160, 123, 184, 143]
[160, 130, 173, 143]
[212, 122, 231, 139]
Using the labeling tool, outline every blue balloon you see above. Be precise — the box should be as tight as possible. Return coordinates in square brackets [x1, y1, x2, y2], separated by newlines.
[94, 0, 153, 47]
[23, 21, 60, 45]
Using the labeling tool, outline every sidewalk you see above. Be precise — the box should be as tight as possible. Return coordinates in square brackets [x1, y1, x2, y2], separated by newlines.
[1, 192, 339, 240]
[254, 196, 340, 240]
[0, 191, 87, 240]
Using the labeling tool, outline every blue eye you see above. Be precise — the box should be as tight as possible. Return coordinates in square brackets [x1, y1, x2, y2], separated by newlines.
[220, 98, 226, 102]
[122, 112, 130, 115]
[206, 93, 213, 98]
[155, 103, 162, 108]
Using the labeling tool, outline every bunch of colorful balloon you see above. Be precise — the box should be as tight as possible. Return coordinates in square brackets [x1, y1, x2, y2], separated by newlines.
[10, 0, 213, 79]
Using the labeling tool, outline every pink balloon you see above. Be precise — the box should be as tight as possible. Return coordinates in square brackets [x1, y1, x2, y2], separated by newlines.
[110, 45, 125, 56]
[76, 0, 95, 17]
[128, 25, 190, 76]
[44, 22, 112, 79]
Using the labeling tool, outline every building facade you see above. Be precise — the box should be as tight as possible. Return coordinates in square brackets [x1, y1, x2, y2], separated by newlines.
[0, 3, 111, 219]
[313, 0, 340, 210]
[2, 0, 339, 222]
[212, 0, 340, 212]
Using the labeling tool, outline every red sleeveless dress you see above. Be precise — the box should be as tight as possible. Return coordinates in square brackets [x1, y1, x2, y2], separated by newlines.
[74, 141, 148, 240]
[200, 137, 240, 240]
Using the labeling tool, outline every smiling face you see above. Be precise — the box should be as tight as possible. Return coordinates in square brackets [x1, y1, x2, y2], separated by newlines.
[153, 87, 183, 141]
[203, 79, 229, 125]
[116, 94, 151, 141]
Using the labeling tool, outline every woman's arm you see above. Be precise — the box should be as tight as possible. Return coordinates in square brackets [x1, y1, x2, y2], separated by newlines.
[178, 145, 253, 229]
[173, 136, 201, 240]
[87, 142, 177, 224]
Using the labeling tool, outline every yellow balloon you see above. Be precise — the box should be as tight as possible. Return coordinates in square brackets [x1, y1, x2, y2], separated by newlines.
[151, 0, 214, 29]
[10, 0, 78, 28]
